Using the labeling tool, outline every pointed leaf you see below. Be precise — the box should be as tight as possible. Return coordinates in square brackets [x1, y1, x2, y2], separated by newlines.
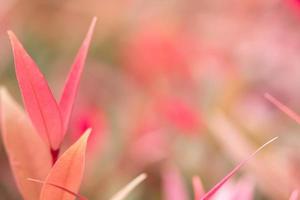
[59, 17, 97, 132]
[8, 31, 63, 150]
[0, 88, 52, 200]
[110, 173, 147, 200]
[264, 93, 300, 125]
[40, 129, 91, 200]
[200, 137, 278, 200]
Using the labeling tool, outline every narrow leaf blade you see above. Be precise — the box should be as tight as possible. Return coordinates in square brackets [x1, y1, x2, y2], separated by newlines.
[110, 173, 147, 200]
[264, 93, 300, 125]
[0, 88, 52, 200]
[8, 31, 63, 150]
[40, 129, 91, 200]
[59, 17, 97, 132]
[200, 137, 278, 200]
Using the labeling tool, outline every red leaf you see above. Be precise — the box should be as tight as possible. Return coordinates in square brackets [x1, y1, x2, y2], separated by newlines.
[7, 31, 63, 150]
[199, 137, 278, 200]
[0, 88, 52, 200]
[40, 129, 90, 200]
[59, 17, 97, 132]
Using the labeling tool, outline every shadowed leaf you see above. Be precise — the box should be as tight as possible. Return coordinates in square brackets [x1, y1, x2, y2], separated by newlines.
[0, 88, 52, 200]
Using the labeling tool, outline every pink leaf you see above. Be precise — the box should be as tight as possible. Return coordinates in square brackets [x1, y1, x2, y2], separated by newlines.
[199, 137, 278, 200]
[162, 165, 188, 200]
[289, 190, 299, 200]
[264, 93, 300, 125]
[40, 129, 91, 200]
[59, 17, 97, 132]
[7, 31, 63, 150]
[192, 176, 204, 200]
[0, 88, 52, 200]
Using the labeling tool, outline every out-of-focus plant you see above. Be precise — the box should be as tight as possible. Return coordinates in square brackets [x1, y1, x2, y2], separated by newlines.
[162, 137, 278, 200]
[1, 1, 300, 199]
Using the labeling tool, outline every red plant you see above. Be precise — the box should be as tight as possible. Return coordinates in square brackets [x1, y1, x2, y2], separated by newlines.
[1, 17, 148, 200]
[1, 18, 95, 200]
[7, 17, 96, 162]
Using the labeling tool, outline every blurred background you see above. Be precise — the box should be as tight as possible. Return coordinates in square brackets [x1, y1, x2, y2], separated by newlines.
[1, 0, 300, 199]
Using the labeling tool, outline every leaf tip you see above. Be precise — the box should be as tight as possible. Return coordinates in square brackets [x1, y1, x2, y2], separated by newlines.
[86, 17, 97, 41]
[83, 128, 92, 139]
[110, 173, 147, 200]
[139, 173, 147, 179]
[0, 86, 7, 96]
[7, 30, 14, 38]
[200, 136, 278, 200]
[0, 87, 11, 107]
[92, 16, 98, 24]
[7, 30, 18, 46]
[265, 136, 278, 145]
